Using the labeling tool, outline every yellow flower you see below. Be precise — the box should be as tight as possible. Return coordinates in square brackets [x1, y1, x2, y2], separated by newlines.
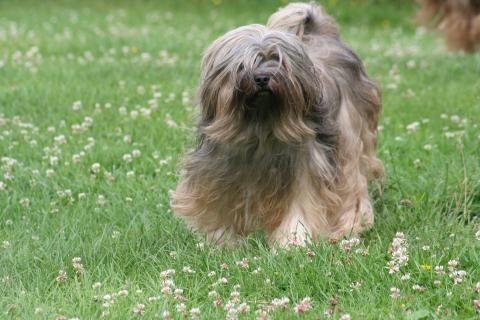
[131, 47, 138, 53]
[421, 263, 432, 271]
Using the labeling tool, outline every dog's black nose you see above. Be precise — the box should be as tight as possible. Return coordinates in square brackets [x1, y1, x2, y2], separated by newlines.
[254, 74, 270, 88]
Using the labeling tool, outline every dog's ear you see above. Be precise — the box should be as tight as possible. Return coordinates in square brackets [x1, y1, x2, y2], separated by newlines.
[198, 45, 225, 123]
[198, 75, 216, 123]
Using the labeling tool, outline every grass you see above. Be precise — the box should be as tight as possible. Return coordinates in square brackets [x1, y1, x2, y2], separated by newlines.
[1, 0, 479, 318]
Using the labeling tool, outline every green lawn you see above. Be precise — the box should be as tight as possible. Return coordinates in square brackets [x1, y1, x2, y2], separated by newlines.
[1, 0, 480, 319]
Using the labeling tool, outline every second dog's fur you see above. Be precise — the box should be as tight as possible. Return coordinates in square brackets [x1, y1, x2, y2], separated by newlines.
[417, 0, 480, 52]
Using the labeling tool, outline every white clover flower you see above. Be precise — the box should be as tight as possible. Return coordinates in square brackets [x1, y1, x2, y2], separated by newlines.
[450, 270, 467, 284]
[118, 289, 128, 297]
[190, 307, 200, 320]
[401, 273, 411, 281]
[123, 154, 132, 163]
[133, 303, 145, 316]
[218, 277, 228, 284]
[56, 270, 67, 282]
[176, 303, 186, 314]
[182, 266, 195, 273]
[230, 290, 240, 303]
[160, 269, 175, 278]
[2, 240, 11, 249]
[72, 100, 82, 111]
[272, 297, 290, 310]
[252, 267, 262, 275]
[132, 149, 141, 158]
[238, 302, 250, 313]
[119, 106, 127, 115]
[140, 52, 151, 62]
[97, 195, 106, 206]
[161, 311, 171, 319]
[448, 259, 459, 271]
[474, 282, 480, 293]
[293, 297, 312, 314]
[434, 266, 445, 275]
[19, 198, 30, 207]
[161, 286, 172, 295]
[390, 287, 400, 299]
[474, 300, 480, 314]
[49, 156, 59, 166]
[406, 122, 420, 133]
[72, 154, 81, 163]
[91, 163, 101, 173]
[387, 232, 408, 274]
[412, 284, 426, 292]
[140, 108, 151, 118]
[82, 117, 93, 128]
[236, 258, 249, 269]
[340, 237, 360, 252]
[130, 110, 139, 119]
[54, 135, 66, 145]
[450, 115, 460, 123]
[413, 159, 421, 168]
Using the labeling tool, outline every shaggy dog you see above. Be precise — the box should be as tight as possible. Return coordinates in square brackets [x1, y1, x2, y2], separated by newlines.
[171, 2, 383, 247]
[417, 0, 480, 52]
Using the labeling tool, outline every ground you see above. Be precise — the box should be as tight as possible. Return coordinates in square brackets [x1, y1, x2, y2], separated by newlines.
[1, 0, 480, 319]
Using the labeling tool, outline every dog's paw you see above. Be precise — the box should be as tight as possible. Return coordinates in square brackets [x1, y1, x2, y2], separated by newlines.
[331, 197, 374, 240]
[358, 197, 374, 230]
[269, 224, 311, 249]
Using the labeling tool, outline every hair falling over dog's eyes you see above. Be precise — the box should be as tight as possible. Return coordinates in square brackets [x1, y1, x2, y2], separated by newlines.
[199, 25, 322, 125]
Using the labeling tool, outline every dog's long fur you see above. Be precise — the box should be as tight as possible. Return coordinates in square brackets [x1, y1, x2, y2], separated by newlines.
[172, 2, 383, 246]
[417, 0, 480, 52]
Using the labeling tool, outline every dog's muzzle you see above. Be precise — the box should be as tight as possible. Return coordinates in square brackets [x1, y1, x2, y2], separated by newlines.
[248, 88, 275, 109]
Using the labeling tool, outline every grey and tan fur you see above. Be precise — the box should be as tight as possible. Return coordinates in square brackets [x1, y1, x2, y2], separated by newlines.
[171, 2, 383, 247]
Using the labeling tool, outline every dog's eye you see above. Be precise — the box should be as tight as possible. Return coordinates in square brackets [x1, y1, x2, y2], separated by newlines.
[237, 63, 244, 72]
[270, 53, 280, 62]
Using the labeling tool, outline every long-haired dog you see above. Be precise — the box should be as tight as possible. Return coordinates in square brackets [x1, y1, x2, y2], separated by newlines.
[171, 2, 383, 247]
[417, 0, 480, 52]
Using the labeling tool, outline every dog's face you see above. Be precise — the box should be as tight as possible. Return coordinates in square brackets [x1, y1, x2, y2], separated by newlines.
[199, 25, 321, 144]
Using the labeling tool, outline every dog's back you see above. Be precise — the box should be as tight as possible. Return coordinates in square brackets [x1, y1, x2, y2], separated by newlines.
[267, 2, 384, 181]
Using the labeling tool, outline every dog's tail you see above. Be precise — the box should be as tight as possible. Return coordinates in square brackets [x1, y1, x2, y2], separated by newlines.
[267, 2, 339, 39]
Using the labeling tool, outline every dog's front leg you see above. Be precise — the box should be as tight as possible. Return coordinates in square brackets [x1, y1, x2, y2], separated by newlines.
[330, 174, 374, 240]
[268, 208, 311, 248]
[268, 183, 331, 248]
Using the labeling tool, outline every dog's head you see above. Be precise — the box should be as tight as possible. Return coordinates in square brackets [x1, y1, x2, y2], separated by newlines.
[198, 24, 322, 145]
